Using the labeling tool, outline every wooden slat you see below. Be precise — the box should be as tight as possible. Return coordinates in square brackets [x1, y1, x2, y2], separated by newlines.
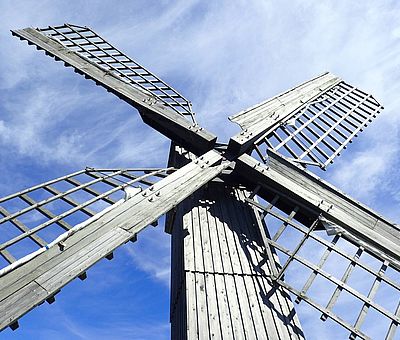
[65, 177, 116, 205]
[12, 28, 217, 155]
[19, 194, 72, 231]
[235, 151, 400, 269]
[169, 178, 305, 339]
[228, 72, 341, 155]
[0, 207, 46, 248]
[0, 150, 229, 331]
[44, 185, 96, 217]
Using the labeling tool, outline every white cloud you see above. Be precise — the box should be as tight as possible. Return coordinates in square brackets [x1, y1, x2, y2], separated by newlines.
[124, 226, 171, 287]
[0, 1, 400, 339]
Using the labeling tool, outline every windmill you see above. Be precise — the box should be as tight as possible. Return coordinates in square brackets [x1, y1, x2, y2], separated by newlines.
[0, 23, 399, 339]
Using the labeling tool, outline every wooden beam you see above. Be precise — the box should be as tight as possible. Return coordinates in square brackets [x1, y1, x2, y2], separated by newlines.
[227, 73, 341, 156]
[234, 151, 400, 269]
[0, 150, 231, 331]
[169, 146, 305, 339]
[11, 28, 217, 155]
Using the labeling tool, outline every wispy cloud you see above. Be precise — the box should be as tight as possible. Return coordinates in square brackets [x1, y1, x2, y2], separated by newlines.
[124, 225, 171, 287]
[0, 1, 399, 339]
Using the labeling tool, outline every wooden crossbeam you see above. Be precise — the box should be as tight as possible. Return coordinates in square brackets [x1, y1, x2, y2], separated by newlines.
[43, 185, 97, 217]
[19, 194, 72, 231]
[234, 151, 400, 269]
[65, 177, 116, 205]
[227, 73, 341, 156]
[11, 28, 217, 155]
[0, 150, 231, 331]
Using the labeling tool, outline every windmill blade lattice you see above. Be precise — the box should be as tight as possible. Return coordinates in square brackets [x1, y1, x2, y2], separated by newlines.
[246, 191, 400, 339]
[37, 23, 194, 120]
[232, 151, 400, 339]
[229, 72, 383, 170]
[2, 22, 399, 340]
[0, 167, 171, 268]
[11, 25, 216, 154]
[0, 150, 231, 332]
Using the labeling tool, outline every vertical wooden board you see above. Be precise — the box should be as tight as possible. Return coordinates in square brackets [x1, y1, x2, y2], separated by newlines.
[170, 214, 179, 317]
[183, 198, 196, 272]
[214, 274, 234, 340]
[206, 197, 224, 274]
[235, 189, 269, 274]
[212, 194, 234, 274]
[186, 272, 198, 339]
[253, 275, 283, 339]
[235, 275, 257, 339]
[212, 187, 242, 275]
[224, 274, 246, 338]
[259, 273, 303, 340]
[195, 272, 211, 340]
[197, 195, 214, 274]
[224, 187, 258, 276]
[191, 198, 205, 274]
[204, 273, 222, 340]
[245, 275, 273, 339]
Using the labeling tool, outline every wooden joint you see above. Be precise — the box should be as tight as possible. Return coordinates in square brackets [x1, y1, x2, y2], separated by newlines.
[78, 272, 87, 281]
[46, 295, 56, 304]
[58, 241, 66, 251]
[9, 321, 19, 331]
[105, 252, 114, 260]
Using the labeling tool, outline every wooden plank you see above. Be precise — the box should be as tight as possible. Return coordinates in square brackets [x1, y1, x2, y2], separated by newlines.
[0, 282, 47, 328]
[235, 152, 400, 269]
[227, 73, 342, 156]
[0, 150, 229, 331]
[186, 272, 198, 339]
[195, 272, 210, 340]
[204, 273, 222, 340]
[12, 28, 217, 155]
[170, 179, 304, 339]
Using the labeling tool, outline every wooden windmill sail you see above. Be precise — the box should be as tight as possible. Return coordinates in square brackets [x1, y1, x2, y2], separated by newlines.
[1, 24, 399, 339]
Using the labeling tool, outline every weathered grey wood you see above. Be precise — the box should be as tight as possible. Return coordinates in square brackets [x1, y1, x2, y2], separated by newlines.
[247, 197, 400, 292]
[170, 179, 305, 339]
[235, 151, 400, 269]
[0, 206, 47, 264]
[8, 23, 398, 338]
[349, 260, 388, 339]
[228, 72, 341, 155]
[320, 246, 363, 321]
[12, 28, 217, 155]
[0, 150, 230, 331]
[19, 194, 73, 231]
[264, 236, 400, 327]
[44, 185, 96, 216]
[65, 177, 116, 205]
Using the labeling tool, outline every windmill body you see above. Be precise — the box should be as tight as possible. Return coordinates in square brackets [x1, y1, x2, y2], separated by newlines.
[0, 24, 399, 339]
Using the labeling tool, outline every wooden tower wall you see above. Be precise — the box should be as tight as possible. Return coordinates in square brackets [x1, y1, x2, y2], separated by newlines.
[168, 145, 304, 339]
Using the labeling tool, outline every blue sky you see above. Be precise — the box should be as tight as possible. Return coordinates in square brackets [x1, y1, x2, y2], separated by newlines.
[0, 1, 399, 339]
